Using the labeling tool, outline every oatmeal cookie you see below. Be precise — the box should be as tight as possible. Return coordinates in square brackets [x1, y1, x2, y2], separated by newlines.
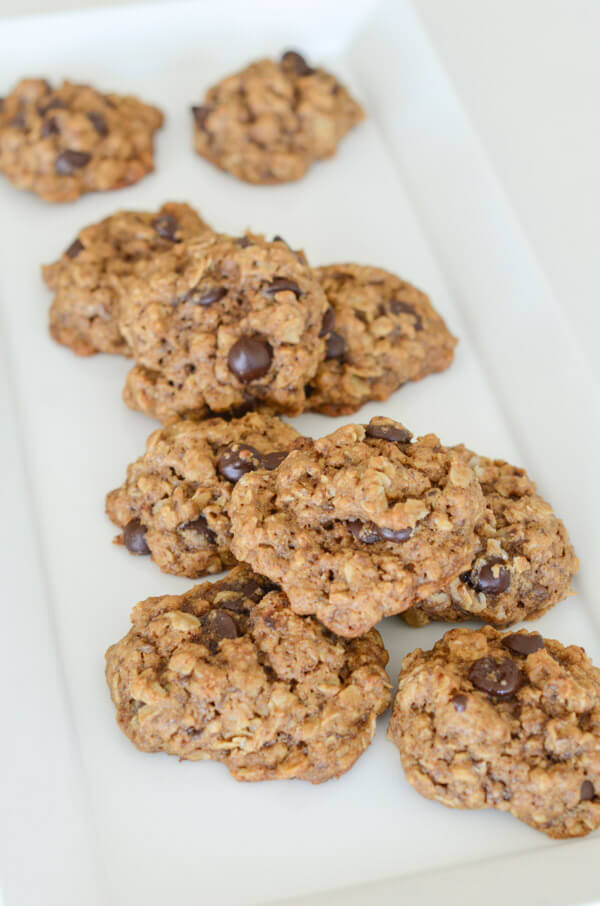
[388, 626, 600, 838]
[403, 447, 579, 626]
[307, 264, 457, 415]
[105, 565, 391, 782]
[44, 203, 210, 356]
[106, 412, 301, 577]
[229, 418, 484, 637]
[191, 51, 364, 184]
[0, 78, 163, 202]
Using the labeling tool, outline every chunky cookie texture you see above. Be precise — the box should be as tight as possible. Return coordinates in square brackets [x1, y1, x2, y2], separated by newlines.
[192, 51, 364, 184]
[0, 78, 163, 202]
[44, 203, 210, 356]
[106, 412, 301, 577]
[105, 565, 391, 782]
[403, 447, 579, 627]
[307, 264, 457, 415]
[229, 418, 485, 637]
[118, 233, 328, 421]
[388, 626, 600, 838]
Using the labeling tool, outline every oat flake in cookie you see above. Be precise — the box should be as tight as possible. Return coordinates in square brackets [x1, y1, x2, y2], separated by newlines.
[191, 51, 364, 184]
[0, 79, 163, 202]
[229, 417, 485, 638]
[388, 626, 600, 838]
[105, 565, 391, 782]
[307, 264, 457, 416]
[44, 203, 210, 356]
[403, 446, 579, 627]
[106, 412, 301, 578]
[119, 233, 328, 421]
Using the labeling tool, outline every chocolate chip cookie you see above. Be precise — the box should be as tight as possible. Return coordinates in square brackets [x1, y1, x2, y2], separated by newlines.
[105, 565, 391, 782]
[403, 446, 579, 627]
[229, 418, 485, 637]
[0, 78, 163, 202]
[106, 412, 301, 577]
[307, 264, 457, 415]
[118, 233, 329, 421]
[191, 51, 364, 184]
[44, 203, 210, 356]
[388, 626, 600, 838]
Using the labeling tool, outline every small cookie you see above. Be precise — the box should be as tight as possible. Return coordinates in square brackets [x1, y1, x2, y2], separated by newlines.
[44, 203, 210, 356]
[106, 412, 301, 577]
[229, 418, 485, 637]
[403, 447, 579, 626]
[192, 51, 364, 184]
[307, 264, 457, 415]
[0, 79, 163, 202]
[388, 626, 600, 838]
[118, 233, 328, 420]
[105, 565, 392, 783]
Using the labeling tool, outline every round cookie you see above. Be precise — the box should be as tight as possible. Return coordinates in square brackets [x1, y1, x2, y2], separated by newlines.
[44, 203, 210, 356]
[229, 417, 485, 637]
[118, 233, 329, 420]
[0, 78, 163, 202]
[403, 446, 579, 627]
[307, 264, 457, 415]
[191, 51, 364, 184]
[388, 626, 600, 838]
[105, 565, 392, 783]
[106, 412, 301, 577]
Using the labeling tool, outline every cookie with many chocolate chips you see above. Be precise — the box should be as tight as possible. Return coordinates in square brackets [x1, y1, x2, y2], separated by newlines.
[307, 264, 457, 415]
[0, 79, 163, 202]
[388, 626, 600, 838]
[118, 233, 328, 421]
[44, 203, 210, 356]
[191, 51, 364, 184]
[403, 446, 579, 627]
[106, 412, 301, 577]
[105, 565, 391, 782]
[229, 417, 485, 637]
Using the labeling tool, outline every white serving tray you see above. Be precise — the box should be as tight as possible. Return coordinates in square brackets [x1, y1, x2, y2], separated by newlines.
[1, 1, 599, 904]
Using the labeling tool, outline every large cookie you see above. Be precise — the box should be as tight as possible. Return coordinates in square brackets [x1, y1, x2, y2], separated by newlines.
[388, 626, 600, 838]
[105, 565, 392, 783]
[307, 264, 457, 415]
[191, 51, 364, 184]
[0, 78, 163, 202]
[403, 446, 579, 626]
[118, 233, 328, 421]
[229, 418, 485, 637]
[44, 203, 210, 356]
[106, 412, 301, 577]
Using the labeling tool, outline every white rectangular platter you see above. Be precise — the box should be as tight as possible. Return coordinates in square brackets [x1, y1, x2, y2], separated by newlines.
[1, 1, 599, 904]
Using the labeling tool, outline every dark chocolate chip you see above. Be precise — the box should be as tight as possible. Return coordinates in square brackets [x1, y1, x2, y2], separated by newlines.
[217, 443, 262, 483]
[469, 656, 522, 698]
[211, 609, 238, 639]
[186, 286, 227, 306]
[365, 422, 412, 444]
[261, 450, 289, 470]
[459, 571, 472, 584]
[65, 238, 84, 259]
[41, 116, 59, 137]
[452, 694, 468, 712]
[347, 520, 381, 544]
[227, 335, 273, 383]
[87, 111, 108, 136]
[181, 515, 216, 544]
[473, 558, 511, 595]
[55, 149, 91, 174]
[123, 519, 150, 555]
[325, 331, 346, 360]
[281, 50, 316, 76]
[319, 307, 335, 337]
[152, 213, 179, 242]
[378, 526, 412, 543]
[263, 278, 302, 297]
[272, 235, 289, 246]
[235, 236, 252, 248]
[220, 596, 248, 613]
[192, 105, 211, 129]
[390, 298, 423, 330]
[502, 632, 545, 656]
[580, 781, 595, 801]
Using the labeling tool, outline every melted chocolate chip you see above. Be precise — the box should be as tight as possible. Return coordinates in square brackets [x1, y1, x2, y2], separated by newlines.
[502, 632, 545, 656]
[378, 526, 412, 543]
[181, 515, 216, 544]
[281, 50, 316, 76]
[55, 149, 91, 174]
[186, 286, 227, 306]
[263, 278, 302, 297]
[469, 656, 522, 698]
[152, 213, 179, 242]
[261, 450, 289, 470]
[65, 238, 84, 259]
[192, 105, 211, 129]
[580, 781, 595, 801]
[347, 520, 381, 544]
[211, 609, 238, 639]
[473, 558, 511, 595]
[87, 111, 108, 136]
[319, 307, 335, 337]
[220, 596, 248, 613]
[123, 519, 150, 555]
[217, 444, 262, 483]
[452, 694, 468, 712]
[325, 331, 346, 360]
[227, 336, 273, 383]
[41, 116, 59, 137]
[390, 298, 423, 330]
[365, 422, 412, 443]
